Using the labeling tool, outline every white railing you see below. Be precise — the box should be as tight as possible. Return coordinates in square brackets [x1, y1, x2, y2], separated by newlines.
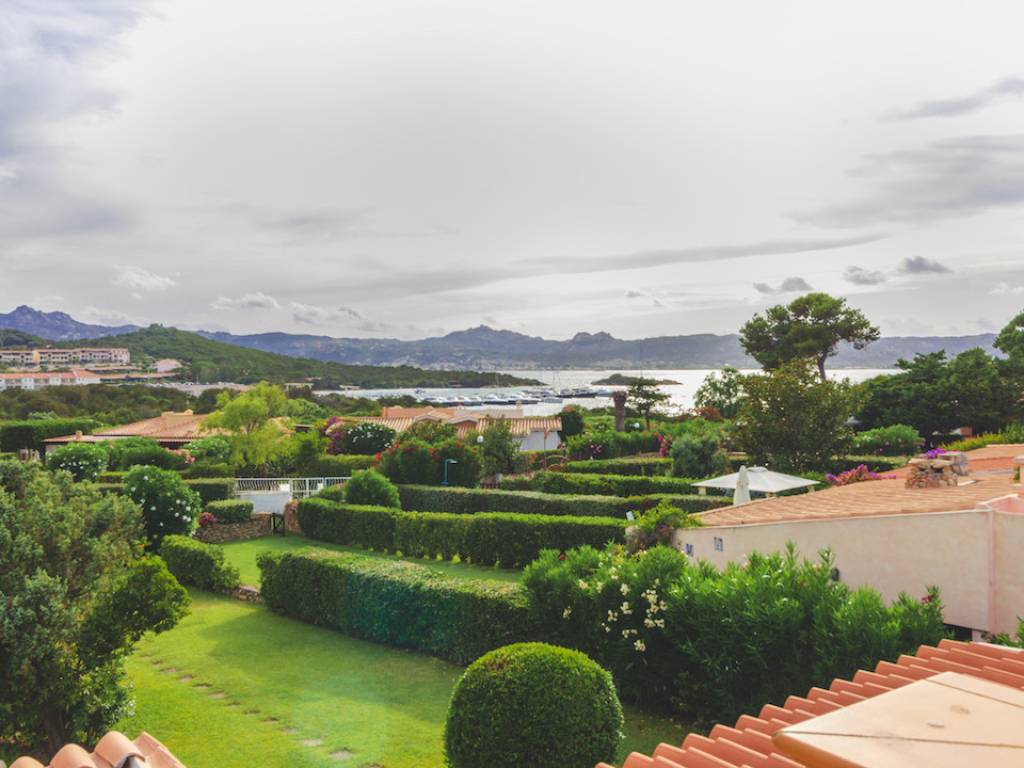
[234, 477, 348, 499]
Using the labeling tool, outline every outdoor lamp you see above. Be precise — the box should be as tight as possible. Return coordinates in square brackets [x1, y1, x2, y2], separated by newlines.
[442, 458, 458, 486]
[476, 435, 484, 444]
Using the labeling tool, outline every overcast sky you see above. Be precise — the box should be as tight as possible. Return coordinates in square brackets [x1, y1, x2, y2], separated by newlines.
[2, 0, 1023, 340]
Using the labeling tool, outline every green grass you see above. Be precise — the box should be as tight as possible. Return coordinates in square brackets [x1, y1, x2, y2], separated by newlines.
[222, 535, 523, 587]
[120, 591, 689, 768]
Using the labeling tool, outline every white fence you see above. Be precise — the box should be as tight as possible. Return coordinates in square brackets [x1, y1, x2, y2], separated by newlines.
[234, 477, 348, 499]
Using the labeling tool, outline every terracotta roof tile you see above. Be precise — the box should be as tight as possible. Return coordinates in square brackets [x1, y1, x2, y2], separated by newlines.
[10, 731, 184, 768]
[599, 639, 1024, 768]
[44, 412, 220, 445]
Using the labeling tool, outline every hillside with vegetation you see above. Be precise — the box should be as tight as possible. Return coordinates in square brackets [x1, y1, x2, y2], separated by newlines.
[65, 326, 540, 387]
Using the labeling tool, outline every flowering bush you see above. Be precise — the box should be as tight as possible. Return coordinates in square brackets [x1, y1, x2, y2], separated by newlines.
[169, 449, 196, 465]
[182, 435, 233, 463]
[923, 447, 949, 459]
[124, 465, 202, 545]
[626, 500, 702, 553]
[657, 433, 672, 457]
[198, 511, 218, 527]
[326, 421, 397, 455]
[46, 442, 108, 481]
[378, 438, 440, 484]
[826, 464, 894, 486]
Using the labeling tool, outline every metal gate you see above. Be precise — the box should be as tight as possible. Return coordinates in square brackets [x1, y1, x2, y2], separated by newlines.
[233, 477, 348, 499]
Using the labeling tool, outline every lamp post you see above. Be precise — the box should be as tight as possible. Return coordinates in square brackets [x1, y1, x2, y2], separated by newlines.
[442, 458, 458, 486]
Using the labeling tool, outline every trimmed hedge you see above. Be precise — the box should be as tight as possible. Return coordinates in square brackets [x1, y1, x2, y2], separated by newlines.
[258, 549, 530, 664]
[296, 498, 627, 568]
[565, 457, 671, 476]
[503, 471, 699, 497]
[206, 499, 254, 523]
[184, 478, 235, 504]
[0, 418, 99, 453]
[317, 484, 346, 502]
[314, 453, 377, 476]
[395, 485, 728, 518]
[160, 534, 240, 591]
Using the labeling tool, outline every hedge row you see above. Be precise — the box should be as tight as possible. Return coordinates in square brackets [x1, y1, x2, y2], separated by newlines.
[394, 485, 728, 518]
[502, 471, 700, 497]
[89, 477, 235, 504]
[312, 454, 377, 476]
[159, 535, 240, 591]
[565, 457, 671, 476]
[206, 499, 254, 523]
[726, 454, 906, 474]
[0, 418, 99, 453]
[297, 498, 626, 568]
[259, 549, 530, 664]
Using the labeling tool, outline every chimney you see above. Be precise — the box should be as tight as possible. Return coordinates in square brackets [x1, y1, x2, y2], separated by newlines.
[612, 391, 627, 432]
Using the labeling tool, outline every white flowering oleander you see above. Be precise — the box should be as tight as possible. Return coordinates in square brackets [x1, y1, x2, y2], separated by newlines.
[562, 606, 572, 619]
[620, 583, 630, 595]
[634, 639, 646, 652]
[620, 601, 632, 615]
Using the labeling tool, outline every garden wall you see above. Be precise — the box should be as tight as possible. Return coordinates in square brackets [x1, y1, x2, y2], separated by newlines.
[195, 515, 271, 544]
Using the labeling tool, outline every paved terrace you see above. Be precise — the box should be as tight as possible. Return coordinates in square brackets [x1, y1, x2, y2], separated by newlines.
[698, 444, 1024, 527]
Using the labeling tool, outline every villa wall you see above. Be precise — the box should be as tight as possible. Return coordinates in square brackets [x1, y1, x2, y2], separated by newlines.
[675, 507, 1024, 635]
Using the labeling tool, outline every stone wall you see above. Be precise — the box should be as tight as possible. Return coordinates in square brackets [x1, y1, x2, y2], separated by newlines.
[195, 515, 271, 544]
[905, 458, 957, 489]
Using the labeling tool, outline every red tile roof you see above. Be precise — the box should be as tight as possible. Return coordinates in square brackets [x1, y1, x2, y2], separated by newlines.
[10, 730, 185, 768]
[599, 639, 1024, 768]
[43, 412, 221, 445]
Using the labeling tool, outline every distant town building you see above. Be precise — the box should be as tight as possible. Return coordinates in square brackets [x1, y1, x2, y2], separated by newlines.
[0, 369, 102, 390]
[0, 347, 131, 366]
[349, 407, 562, 451]
[153, 358, 183, 373]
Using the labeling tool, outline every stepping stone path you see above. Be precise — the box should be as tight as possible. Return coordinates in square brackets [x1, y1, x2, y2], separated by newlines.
[329, 749, 353, 761]
[209, 692, 226, 700]
[300, 739, 323, 748]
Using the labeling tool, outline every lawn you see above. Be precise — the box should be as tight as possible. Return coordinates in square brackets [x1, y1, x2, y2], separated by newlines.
[222, 535, 523, 587]
[120, 592, 689, 768]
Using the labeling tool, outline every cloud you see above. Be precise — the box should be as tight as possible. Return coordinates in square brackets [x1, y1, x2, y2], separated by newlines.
[897, 256, 951, 275]
[624, 290, 645, 299]
[82, 306, 136, 326]
[843, 266, 888, 286]
[212, 292, 281, 311]
[991, 282, 1024, 296]
[892, 76, 1024, 120]
[794, 135, 1024, 228]
[289, 302, 376, 328]
[113, 266, 176, 297]
[753, 277, 814, 295]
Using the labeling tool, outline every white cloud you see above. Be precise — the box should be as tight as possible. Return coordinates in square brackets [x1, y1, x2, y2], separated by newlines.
[990, 282, 1024, 296]
[212, 292, 281, 311]
[113, 266, 176, 297]
[82, 306, 136, 325]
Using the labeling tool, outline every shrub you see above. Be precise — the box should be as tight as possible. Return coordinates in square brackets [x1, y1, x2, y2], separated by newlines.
[507, 471, 698, 497]
[435, 438, 482, 487]
[396, 485, 728, 518]
[0, 418, 98, 453]
[558, 406, 585, 439]
[566, 457, 670, 476]
[160, 535, 240, 591]
[124, 466, 202, 545]
[205, 499, 254, 523]
[626, 500, 702, 553]
[297, 498, 626, 567]
[340, 421, 396, 454]
[481, 419, 518, 477]
[184, 477, 235, 504]
[258, 549, 530, 664]
[523, 544, 946, 725]
[445, 643, 622, 768]
[314, 453, 376, 476]
[565, 430, 661, 460]
[181, 435, 233, 463]
[180, 460, 234, 478]
[317, 484, 346, 502]
[379, 439, 439, 485]
[105, 437, 186, 471]
[344, 469, 400, 508]
[404, 420, 457, 444]
[46, 442, 108, 481]
[670, 433, 730, 478]
[851, 425, 921, 456]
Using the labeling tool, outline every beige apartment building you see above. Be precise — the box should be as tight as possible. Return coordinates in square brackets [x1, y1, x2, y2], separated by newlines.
[0, 347, 130, 366]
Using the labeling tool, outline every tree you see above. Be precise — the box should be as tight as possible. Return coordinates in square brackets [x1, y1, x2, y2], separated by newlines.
[994, 309, 1024, 358]
[740, 293, 880, 381]
[694, 366, 746, 420]
[626, 378, 670, 430]
[558, 406, 585, 439]
[734, 362, 858, 471]
[203, 382, 290, 472]
[481, 419, 518, 477]
[0, 460, 188, 754]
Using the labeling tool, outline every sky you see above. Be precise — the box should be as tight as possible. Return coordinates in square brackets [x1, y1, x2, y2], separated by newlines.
[2, 0, 1023, 341]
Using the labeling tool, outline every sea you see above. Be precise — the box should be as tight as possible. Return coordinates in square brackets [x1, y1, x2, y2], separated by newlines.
[317, 368, 895, 416]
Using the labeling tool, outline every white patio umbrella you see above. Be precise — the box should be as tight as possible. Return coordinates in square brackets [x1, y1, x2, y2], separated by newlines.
[732, 465, 751, 506]
[693, 466, 819, 499]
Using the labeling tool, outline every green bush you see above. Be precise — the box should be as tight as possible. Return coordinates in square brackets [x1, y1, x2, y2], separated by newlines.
[396, 485, 728, 518]
[379, 438, 439, 485]
[180, 460, 234, 478]
[339, 421, 396, 454]
[445, 643, 622, 768]
[344, 469, 400, 508]
[670, 432, 729, 478]
[124, 466, 202, 545]
[184, 477, 235, 504]
[181, 435, 233, 463]
[565, 430, 661, 460]
[558, 406, 585, 439]
[46, 442, 108, 481]
[317, 484, 346, 502]
[435, 438, 482, 487]
[206, 499, 254, 524]
[297, 498, 627, 567]
[105, 437, 186, 471]
[258, 549, 530, 664]
[566, 457, 670, 476]
[314, 453, 376, 476]
[0, 418, 98, 453]
[159, 534, 240, 591]
[523, 544, 946, 726]
[505, 471, 698, 497]
[851, 425, 921, 456]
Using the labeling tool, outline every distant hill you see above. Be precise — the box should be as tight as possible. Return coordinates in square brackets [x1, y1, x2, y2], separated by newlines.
[58, 326, 540, 388]
[200, 325, 1000, 370]
[0, 305, 138, 340]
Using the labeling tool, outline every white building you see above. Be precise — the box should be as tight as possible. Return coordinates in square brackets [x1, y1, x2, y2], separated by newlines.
[0, 369, 102, 390]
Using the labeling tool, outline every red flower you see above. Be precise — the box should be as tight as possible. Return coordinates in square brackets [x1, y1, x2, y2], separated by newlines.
[920, 593, 935, 604]
[558, 551, 567, 561]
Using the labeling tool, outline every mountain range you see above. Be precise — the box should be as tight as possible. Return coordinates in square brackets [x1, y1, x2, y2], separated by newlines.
[0, 306, 999, 370]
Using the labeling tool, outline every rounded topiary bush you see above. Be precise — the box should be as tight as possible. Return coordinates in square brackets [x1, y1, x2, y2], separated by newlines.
[444, 643, 623, 768]
[47, 442, 108, 481]
[343, 468, 400, 508]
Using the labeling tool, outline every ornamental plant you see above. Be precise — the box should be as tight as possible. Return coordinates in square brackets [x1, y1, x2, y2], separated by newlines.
[124, 465, 202, 545]
[826, 464, 894, 487]
[626, 500, 701, 553]
[46, 442, 108, 481]
[341, 422, 396, 455]
[850, 424, 921, 456]
[343, 469, 401, 507]
[670, 432, 729, 479]
[378, 439, 439, 485]
[435, 438, 482, 487]
[444, 643, 623, 768]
